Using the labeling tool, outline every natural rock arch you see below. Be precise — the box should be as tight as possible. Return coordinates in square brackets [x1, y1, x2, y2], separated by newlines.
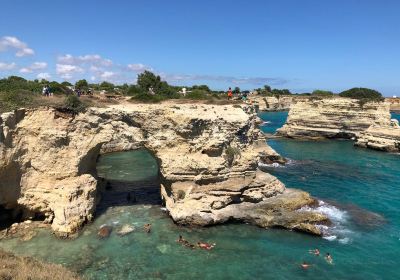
[0, 104, 326, 236]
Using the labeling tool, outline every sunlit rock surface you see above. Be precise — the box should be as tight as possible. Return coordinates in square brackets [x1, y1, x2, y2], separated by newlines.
[0, 103, 325, 236]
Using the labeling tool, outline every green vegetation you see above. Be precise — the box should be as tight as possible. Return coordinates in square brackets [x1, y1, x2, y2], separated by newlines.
[62, 95, 87, 114]
[339, 87, 383, 100]
[311, 90, 334, 96]
[225, 146, 241, 166]
[339, 87, 384, 107]
[75, 79, 89, 90]
[0, 90, 36, 112]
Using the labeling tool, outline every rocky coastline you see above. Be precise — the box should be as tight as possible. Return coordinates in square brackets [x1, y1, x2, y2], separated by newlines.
[277, 97, 400, 152]
[0, 102, 326, 238]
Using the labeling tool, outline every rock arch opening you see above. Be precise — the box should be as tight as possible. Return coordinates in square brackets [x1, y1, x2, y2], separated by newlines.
[95, 148, 161, 215]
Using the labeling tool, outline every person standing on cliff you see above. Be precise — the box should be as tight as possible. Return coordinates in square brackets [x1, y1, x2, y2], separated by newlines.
[227, 87, 233, 100]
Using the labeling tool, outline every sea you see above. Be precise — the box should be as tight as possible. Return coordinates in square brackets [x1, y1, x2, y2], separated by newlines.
[0, 111, 399, 279]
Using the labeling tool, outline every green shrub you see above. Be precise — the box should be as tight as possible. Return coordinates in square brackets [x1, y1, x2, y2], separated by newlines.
[63, 95, 86, 114]
[339, 87, 383, 100]
[225, 146, 241, 166]
[185, 89, 210, 100]
[0, 90, 35, 111]
[130, 92, 167, 103]
[311, 90, 334, 96]
[0, 76, 42, 93]
[127, 85, 144, 96]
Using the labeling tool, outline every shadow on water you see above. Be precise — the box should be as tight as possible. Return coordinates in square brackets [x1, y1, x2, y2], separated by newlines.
[95, 149, 161, 217]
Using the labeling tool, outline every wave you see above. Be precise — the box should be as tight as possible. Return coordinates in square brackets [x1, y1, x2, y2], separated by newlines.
[258, 158, 296, 169]
[298, 200, 355, 243]
[260, 121, 271, 126]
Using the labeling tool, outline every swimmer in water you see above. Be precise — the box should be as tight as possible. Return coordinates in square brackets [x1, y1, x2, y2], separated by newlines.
[325, 253, 333, 264]
[143, 223, 152, 233]
[309, 248, 320, 256]
[177, 235, 186, 243]
[197, 242, 215, 250]
[301, 261, 312, 269]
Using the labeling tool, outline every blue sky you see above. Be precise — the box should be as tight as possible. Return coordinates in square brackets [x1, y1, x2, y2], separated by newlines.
[0, 0, 400, 95]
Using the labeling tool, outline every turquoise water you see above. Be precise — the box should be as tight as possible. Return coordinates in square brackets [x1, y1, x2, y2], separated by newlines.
[1, 113, 400, 279]
[258, 111, 288, 134]
[391, 112, 400, 122]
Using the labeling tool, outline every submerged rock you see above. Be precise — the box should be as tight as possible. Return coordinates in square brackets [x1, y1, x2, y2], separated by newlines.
[116, 224, 135, 236]
[98, 225, 112, 239]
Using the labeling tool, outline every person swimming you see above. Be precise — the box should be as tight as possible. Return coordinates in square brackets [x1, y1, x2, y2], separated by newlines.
[197, 242, 215, 250]
[301, 261, 312, 269]
[309, 248, 320, 256]
[325, 253, 333, 264]
[177, 235, 186, 243]
[143, 223, 152, 233]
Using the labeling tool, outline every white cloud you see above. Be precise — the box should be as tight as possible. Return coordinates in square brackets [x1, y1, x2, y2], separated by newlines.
[56, 64, 84, 79]
[100, 71, 115, 79]
[19, 61, 47, 73]
[0, 62, 16, 71]
[0, 36, 35, 57]
[37, 72, 51, 80]
[58, 54, 112, 66]
[127, 63, 152, 72]
[161, 73, 288, 86]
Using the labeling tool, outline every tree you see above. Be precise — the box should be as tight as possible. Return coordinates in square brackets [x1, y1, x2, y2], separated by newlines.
[263, 85, 272, 93]
[137, 71, 161, 92]
[233, 87, 241, 94]
[61, 81, 72, 87]
[75, 79, 88, 90]
[312, 90, 334, 96]
[339, 88, 382, 100]
[271, 89, 292, 95]
[136, 71, 177, 96]
[192, 84, 211, 92]
[100, 81, 114, 91]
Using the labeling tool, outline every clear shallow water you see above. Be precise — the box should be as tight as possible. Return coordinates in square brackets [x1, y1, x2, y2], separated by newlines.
[1, 113, 400, 279]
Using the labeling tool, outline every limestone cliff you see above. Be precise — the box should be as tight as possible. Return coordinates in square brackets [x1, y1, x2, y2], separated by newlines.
[249, 95, 294, 111]
[277, 97, 400, 152]
[277, 97, 391, 139]
[355, 120, 400, 152]
[0, 103, 325, 236]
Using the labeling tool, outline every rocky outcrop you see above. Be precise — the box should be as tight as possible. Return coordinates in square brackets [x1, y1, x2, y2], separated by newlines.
[386, 97, 400, 112]
[0, 103, 326, 236]
[355, 119, 400, 152]
[277, 97, 391, 139]
[249, 95, 294, 111]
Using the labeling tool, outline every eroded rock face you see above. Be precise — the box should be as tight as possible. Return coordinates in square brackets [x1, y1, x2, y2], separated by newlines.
[249, 95, 294, 111]
[277, 98, 392, 139]
[355, 120, 400, 152]
[0, 103, 325, 236]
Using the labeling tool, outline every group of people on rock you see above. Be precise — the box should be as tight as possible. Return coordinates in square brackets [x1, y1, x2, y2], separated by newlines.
[301, 248, 333, 269]
[74, 88, 92, 97]
[177, 235, 215, 251]
[227, 87, 249, 102]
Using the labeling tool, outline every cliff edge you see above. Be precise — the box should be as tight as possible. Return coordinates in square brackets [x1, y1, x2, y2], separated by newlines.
[0, 103, 326, 236]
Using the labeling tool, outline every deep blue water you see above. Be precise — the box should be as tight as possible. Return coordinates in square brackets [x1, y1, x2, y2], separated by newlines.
[0, 111, 399, 279]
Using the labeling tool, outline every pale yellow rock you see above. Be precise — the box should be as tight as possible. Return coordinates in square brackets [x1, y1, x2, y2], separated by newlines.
[0, 103, 325, 236]
[277, 97, 400, 152]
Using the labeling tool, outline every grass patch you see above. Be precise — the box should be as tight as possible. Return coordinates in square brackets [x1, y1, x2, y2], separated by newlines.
[0, 249, 81, 280]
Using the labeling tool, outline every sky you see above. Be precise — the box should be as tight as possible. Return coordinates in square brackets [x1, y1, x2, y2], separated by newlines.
[1, 0, 400, 95]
